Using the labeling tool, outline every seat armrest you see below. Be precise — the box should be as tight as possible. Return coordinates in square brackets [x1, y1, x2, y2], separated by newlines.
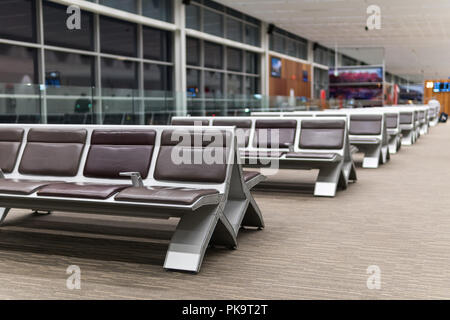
[286, 143, 295, 152]
[119, 172, 144, 187]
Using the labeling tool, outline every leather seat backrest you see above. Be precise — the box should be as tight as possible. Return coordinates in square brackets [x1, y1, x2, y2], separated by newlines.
[213, 119, 252, 147]
[84, 130, 156, 179]
[254, 120, 297, 148]
[0, 128, 24, 173]
[385, 114, 398, 129]
[349, 115, 382, 135]
[154, 129, 231, 183]
[19, 128, 87, 176]
[400, 112, 413, 124]
[299, 120, 345, 149]
[172, 119, 209, 126]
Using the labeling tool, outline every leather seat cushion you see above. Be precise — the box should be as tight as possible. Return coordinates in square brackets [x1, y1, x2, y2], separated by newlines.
[243, 171, 260, 182]
[0, 138, 22, 173]
[254, 120, 297, 148]
[18, 128, 87, 176]
[84, 145, 154, 179]
[349, 119, 382, 135]
[37, 182, 129, 200]
[84, 129, 156, 179]
[254, 128, 296, 148]
[299, 128, 344, 149]
[286, 152, 337, 159]
[0, 179, 57, 195]
[115, 186, 219, 205]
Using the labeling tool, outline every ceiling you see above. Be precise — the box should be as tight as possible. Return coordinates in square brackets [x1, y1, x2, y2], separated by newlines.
[219, 0, 450, 81]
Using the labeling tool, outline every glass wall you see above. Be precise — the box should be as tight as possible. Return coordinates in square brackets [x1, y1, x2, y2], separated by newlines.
[185, 0, 261, 47]
[270, 27, 308, 60]
[99, 0, 173, 22]
[314, 44, 335, 67]
[186, 36, 261, 116]
[0, 0, 175, 124]
[0, 0, 36, 43]
[313, 67, 329, 100]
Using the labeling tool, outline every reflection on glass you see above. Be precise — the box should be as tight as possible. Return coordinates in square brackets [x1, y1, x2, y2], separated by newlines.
[226, 17, 243, 42]
[143, 26, 172, 62]
[227, 48, 242, 72]
[45, 50, 94, 87]
[246, 52, 259, 74]
[187, 68, 200, 98]
[186, 37, 200, 66]
[227, 74, 242, 95]
[0, 44, 37, 84]
[101, 58, 137, 89]
[245, 24, 260, 47]
[204, 71, 223, 97]
[0, 0, 36, 42]
[204, 42, 223, 69]
[43, 2, 93, 51]
[144, 64, 172, 92]
[186, 4, 200, 30]
[203, 8, 223, 37]
[99, 0, 137, 13]
[142, 0, 173, 22]
[100, 16, 137, 57]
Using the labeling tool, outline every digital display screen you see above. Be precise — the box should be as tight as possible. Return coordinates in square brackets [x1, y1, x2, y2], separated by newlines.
[433, 82, 449, 93]
[271, 57, 282, 78]
[329, 85, 383, 100]
[302, 70, 308, 82]
[329, 67, 383, 84]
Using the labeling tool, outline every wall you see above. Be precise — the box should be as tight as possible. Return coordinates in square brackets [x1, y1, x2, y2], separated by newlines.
[424, 80, 449, 114]
[268, 54, 311, 99]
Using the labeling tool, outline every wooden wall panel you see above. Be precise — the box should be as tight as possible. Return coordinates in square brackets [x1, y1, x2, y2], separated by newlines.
[269, 55, 311, 99]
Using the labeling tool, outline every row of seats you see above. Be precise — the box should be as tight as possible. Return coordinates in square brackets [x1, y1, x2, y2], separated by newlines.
[173, 102, 439, 197]
[0, 124, 265, 273]
[251, 104, 437, 166]
[172, 116, 357, 197]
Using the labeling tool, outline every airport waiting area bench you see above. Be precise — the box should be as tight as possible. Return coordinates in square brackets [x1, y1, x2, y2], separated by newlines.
[252, 110, 391, 169]
[0, 125, 265, 273]
[172, 116, 357, 197]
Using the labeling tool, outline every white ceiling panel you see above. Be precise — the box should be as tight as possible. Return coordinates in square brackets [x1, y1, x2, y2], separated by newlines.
[218, 0, 450, 79]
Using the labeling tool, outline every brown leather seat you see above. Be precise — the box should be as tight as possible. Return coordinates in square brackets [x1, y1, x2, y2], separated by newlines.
[37, 182, 129, 200]
[213, 119, 252, 147]
[349, 115, 382, 135]
[19, 128, 87, 176]
[300, 120, 345, 149]
[243, 171, 260, 182]
[172, 119, 209, 126]
[0, 128, 24, 173]
[84, 129, 156, 179]
[115, 186, 219, 205]
[254, 120, 297, 148]
[154, 129, 231, 183]
[286, 152, 337, 160]
[0, 179, 57, 195]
